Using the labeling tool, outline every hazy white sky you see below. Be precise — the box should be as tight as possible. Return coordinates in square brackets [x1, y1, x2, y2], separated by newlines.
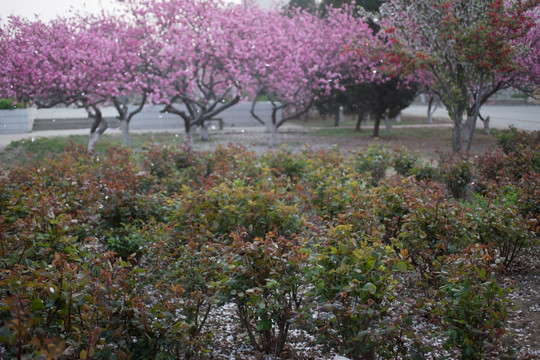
[3, 0, 120, 21]
[2, 0, 276, 22]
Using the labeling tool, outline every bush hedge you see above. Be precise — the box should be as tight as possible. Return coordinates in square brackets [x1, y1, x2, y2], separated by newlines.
[0, 129, 538, 359]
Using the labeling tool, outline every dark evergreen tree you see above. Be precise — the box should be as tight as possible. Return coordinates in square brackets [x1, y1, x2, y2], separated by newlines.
[314, 0, 419, 136]
[287, 0, 317, 12]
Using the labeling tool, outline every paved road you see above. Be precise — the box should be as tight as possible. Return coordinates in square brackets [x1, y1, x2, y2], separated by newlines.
[402, 104, 540, 131]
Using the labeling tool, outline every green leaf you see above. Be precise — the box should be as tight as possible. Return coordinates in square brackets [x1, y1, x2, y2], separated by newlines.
[479, 268, 486, 279]
[256, 319, 272, 331]
[363, 282, 377, 295]
[357, 330, 369, 337]
[0, 326, 12, 345]
[31, 298, 45, 311]
[395, 261, 408, 272]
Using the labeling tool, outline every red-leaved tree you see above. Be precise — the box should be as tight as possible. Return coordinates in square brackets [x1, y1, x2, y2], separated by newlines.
[381, 0, 539, 151]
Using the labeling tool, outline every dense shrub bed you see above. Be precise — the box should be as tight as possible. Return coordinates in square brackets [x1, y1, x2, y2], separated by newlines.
[1, 129, 538, 359]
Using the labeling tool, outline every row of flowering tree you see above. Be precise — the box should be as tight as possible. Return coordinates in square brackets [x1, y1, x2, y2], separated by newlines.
[0, 14, 146, 151]
[0, 0, 386, 149]
[1, 0, 538, 151]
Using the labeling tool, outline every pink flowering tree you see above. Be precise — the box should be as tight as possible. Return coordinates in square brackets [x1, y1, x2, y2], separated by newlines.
[76, 13, 149, 148]
[123, 0, 253, 147]
[381, 0, 538, 152]
[0, 15, 145, 151]
[244, 4, 379, 146]
[513, 10, 540, 96]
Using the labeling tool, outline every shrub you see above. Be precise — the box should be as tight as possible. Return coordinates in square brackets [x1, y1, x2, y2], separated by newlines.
[195, 143, 262, 187]
[105, 221, 149, 261]
[168, 181, 304, 242]
[142, 143, 195, 179]
[492, 126, 540, 155]
[218, 231, 308, 356]
[306, 225, 409, 359]
[0, 236, 217, 359]
[168, 240, 224, 358]
[438, 152, 474, 199]
[468, 193, 537, 268]
[261, 147, 307, 179]
[433, 245, 511, 359]
[474, 146, 539, 188]
[96, 147, 166, 231]
[299, 149, 366, 218]
[410, 161, 437, 182]
[355, 144, 392, 185]
[1, 142, 538, 359]
[0, 98, 15, 110]
[397, 188, 475, 271]
[392, 147, 419, 176]
[516, 173, 540, 234]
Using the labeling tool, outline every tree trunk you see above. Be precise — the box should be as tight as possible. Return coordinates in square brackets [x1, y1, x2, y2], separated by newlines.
[88, 121, 108, 153]
[373, 114, 382, 137]
[385, 113, 393, 133]
[466, 72, 484, 152]
[462, 114, 474, 146]
[120, 120, 130, 147]
[355, 112, 364, 131]
[333, 107, 340, 127]
[88, 132, 100, 153]
[480, 114, 490, 135]
[269, 123, 277, 147]
[427, 96, 434, 124]
[184, 120, 195, 148]
[87, 110, 107, 153]
[199, 125, 209, 141]
[452, 113, 464, 152]
[452, 126, 462, 152]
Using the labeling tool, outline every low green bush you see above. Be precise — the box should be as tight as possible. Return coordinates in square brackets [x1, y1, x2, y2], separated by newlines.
[142, 143, 195, 179]
[261, 147, 307, 179]
[468, 192, 537, 268]
[168, 181, 304, 242]
[392, 147, 419, 176]
[0, 132, 538, 359]
[492, 126, 540, 155]
[438, 152, 474, 199]
[306, 225, 410, 359]
[355, 144, 392, 185]
[433, 245, 511, 359]
[0, 98, 15, 109]
[411, 161, 437, 182]
[218, 231, 308, 356]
